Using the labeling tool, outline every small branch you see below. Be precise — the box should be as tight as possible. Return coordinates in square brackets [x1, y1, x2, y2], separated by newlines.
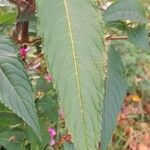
[26, 53, 43, 69]
[53, 134, 72, 149]
[106, 36, 128, 41]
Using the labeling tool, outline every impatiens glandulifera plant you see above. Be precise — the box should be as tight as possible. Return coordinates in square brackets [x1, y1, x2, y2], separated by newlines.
[0, 0, 149, 150]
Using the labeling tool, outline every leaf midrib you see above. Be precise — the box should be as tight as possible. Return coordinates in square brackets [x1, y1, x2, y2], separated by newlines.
[63, 0, 88, 147]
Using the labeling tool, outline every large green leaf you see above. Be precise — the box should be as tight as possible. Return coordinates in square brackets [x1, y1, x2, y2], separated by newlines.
[103, 0, 147, 24]
[36, 0, 106, 149]
[127, 25, 149, 50]
[0, 37, 41, 139]
[101, 47, 125, 150]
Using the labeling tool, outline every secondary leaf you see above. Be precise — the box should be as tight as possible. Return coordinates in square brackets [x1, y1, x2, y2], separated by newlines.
[0, 37, 41, 139]
[0, 12, 16, 25]
[0, 103, 21, 134]
[101, 47, 125, 150]
[0, 111, 22, 133]
[35, 77, 52, 93]
[24, 117, 50, 150]
[0, 138, 21, 150]
[36, 0, 106, 149]
[103, 0, 147, 24]
[127, 25, 149, 50]
[36, 94, 58, 123]
[0, 124, 24, 150]
[105, 21, 127, 31]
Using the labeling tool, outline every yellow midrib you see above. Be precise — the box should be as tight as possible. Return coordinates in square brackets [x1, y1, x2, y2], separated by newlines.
[63, 0, 88, 148]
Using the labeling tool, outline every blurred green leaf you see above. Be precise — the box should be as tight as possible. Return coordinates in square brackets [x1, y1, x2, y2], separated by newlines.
[138, 80, 150, 99]
[105, 21, 127, 31]
[127, 25, 149, 50]
[104, 0, 147, 24]
[0, 111, 22, 133]
[0, 102, 23, 134]
[0, 12, 16, 25]
[63, 143, 76, 150]
[35, 77, 51, 93]
[0, 138, 21, 150]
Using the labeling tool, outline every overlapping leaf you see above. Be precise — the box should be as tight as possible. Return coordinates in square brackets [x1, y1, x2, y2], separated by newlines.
[36, 0, 106, 149]
[0, 37, 41, 139]
[127, 25, 149, 50]
[102, 47, 125, 150]
[103, 0, 147, 24]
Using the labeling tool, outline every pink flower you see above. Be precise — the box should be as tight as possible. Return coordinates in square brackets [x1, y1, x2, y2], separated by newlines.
[48, 128, 56, 138]
[45, 74, 53, 82]
[19, 47, 26, 59]
[50, 139, 56, 146]
[19, 46, 30, 60]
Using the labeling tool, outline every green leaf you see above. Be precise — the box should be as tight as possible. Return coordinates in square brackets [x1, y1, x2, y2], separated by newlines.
[105, 21, 127, 31]
[127, 25, 149, 50]
[35, 77, 51, 93]
[36, 0, 106, 149]
[0, 12, 16, 25]
[0, 138, 21, 150]
[0, 128, 24, 142]
[0, 111, 23, 133]
[0, 128, 24, 150]
[103, 0, 147, 24]
[0, 101, 10, 111]
[24, 117, 50, 150]
[101, 47, 125, 150]
[63, 143, 76, 150]
[0, 103, 22, 133]
[0, 37, 41, 139]
[36, 94, 58, 123]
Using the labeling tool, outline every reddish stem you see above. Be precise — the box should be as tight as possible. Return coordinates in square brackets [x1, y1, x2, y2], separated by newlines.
[106, 36, 128, 41]
[21, 21, 29, 43]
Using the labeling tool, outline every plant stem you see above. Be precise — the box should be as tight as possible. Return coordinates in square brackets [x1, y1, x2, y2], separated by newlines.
[106, 36, 128, 41]
[21, 21, 29, 43]
[26, 53, 43, 69]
